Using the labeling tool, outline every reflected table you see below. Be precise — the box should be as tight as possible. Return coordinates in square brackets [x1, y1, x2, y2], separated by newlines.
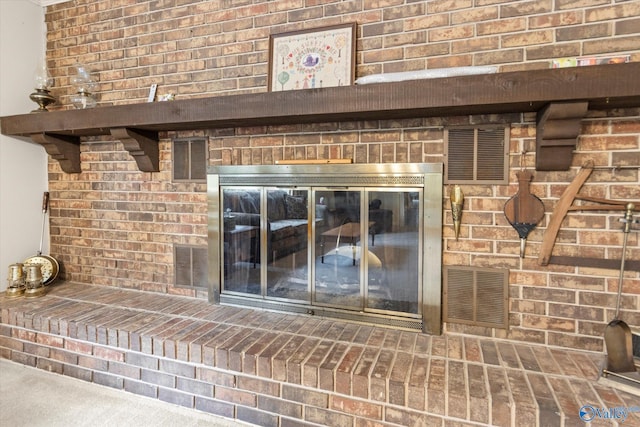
[320, 222, 375, 265]
[224, 225, 258, 274]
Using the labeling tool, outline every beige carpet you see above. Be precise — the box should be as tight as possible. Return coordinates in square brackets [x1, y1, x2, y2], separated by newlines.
[0, 359, 247, 427]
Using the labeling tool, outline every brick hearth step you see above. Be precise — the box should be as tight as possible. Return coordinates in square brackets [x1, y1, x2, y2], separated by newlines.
[1, 282, 637, 426]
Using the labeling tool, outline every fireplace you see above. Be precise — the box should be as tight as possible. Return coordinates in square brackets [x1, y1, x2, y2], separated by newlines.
[207, 163, 443, 333]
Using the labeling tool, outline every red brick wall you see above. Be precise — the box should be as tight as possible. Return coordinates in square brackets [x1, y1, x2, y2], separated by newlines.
[46, 0, 640, 106]
[44, 0, 639, 352]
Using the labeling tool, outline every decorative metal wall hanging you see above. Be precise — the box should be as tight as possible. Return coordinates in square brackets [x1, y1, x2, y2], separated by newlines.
[450, 185, 464, 241]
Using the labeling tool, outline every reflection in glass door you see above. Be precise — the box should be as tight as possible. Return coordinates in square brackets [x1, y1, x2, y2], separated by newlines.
[366, 190, 420, 314]
[220, 186, 422, 317]
[312, 189, 421, 314]
[220, 187, 261, 295]
[314, 190, 363, 309]
[266, 188, 311, 302]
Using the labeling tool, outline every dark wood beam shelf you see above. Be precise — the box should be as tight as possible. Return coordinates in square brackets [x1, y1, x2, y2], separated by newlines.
[1, 63, 639, 173]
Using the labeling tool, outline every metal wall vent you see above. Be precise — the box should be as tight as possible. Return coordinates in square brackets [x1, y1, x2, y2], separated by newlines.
[445, 127, 509, 184]
[173, 137, 207, 182]
[174, 245, 208, 289]
[443, 266, 509, 329]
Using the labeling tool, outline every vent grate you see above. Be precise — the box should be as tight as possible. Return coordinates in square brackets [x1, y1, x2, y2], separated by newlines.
[447, 129, 475, 182]
[173, 137, 207, 182]
[477, 128, 507, 181]
[445, 126, 508, 184]
[444, 266, 508, 329]
[174, 245, 208, 289]
[220, 174, 424, 187]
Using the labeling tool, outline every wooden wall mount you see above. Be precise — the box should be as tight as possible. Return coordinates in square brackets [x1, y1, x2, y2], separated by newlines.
[538, 161, 594, 266]
[110, 128, 159, 172]
[30, 132, 81, 173]
[538, 161, 640, 271]
[536, 101, 588, 171]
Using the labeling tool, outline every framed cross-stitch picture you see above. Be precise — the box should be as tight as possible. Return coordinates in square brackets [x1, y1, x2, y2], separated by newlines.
[268, 23, 356, 92]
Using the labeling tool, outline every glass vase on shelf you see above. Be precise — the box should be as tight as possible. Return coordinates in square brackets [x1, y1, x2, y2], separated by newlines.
[70, 64, 97, 109]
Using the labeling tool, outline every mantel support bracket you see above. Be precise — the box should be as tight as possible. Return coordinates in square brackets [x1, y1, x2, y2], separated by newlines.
[535, 101, 589, 171]
[110, 127, 159, 172]
[30, 132, 81, 173]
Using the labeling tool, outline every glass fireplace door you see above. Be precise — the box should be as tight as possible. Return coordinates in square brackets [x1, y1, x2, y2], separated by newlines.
[220, 187, 262, 295]
[365, 190, 421, 315]
[314, 189, 363, 309]
[312, 188, 422, 314]
[265, 188, 311, 302]
[220, 186, 423, 316]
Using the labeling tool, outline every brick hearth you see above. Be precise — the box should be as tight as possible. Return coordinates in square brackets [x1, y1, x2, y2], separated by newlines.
[1, 282, 637, 426]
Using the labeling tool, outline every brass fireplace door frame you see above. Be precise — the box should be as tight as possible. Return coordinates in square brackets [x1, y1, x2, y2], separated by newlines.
[207, 163, 443, 334]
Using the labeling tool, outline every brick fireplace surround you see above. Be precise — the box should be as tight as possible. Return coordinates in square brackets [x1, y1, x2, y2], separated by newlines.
[1, 1, 640, 426]
[2, 283, 638, 427]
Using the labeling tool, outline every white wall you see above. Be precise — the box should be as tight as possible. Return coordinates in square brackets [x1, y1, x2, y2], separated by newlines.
[0, 1, 50, 291]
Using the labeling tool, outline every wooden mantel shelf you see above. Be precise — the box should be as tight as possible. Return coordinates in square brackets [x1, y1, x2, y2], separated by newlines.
[1, 63, 639, 173]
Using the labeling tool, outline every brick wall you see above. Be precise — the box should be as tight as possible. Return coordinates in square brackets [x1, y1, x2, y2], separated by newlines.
[42, 0, 639, 353]
[46, 0, 640, 106]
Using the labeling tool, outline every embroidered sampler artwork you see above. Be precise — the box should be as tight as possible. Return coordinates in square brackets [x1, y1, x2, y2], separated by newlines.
[269, 24, 355, 92]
